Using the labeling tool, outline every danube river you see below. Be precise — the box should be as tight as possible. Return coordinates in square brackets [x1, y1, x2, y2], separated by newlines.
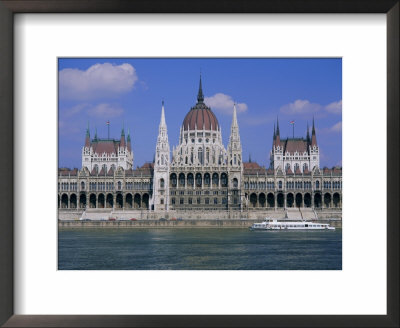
[58, 228, 341, 270]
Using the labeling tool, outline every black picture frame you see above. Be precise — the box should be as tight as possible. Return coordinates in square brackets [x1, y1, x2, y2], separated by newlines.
[0, 1, 398, 327]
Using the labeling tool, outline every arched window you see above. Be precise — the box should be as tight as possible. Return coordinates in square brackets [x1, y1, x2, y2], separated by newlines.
[294, 163, 299, 172]
[278, 181, 282, 189]
[206, 148, 210, 163]
[179, 173, 185, 187]
[285, 163, 290, 171]
[221, 173, 228, 187]
[204, 173, 210, 187]
[232, 178, 238, 188]
[198, 148, 203, 165]
[196, 173, 202, 187]
[81, 181, 85, 190]
[160, 178, 165, 188]
[170, 174, 177, 187]
[316, 180, 320, 189]
[212, 173, 219, 187]
[303, 163, 308, 172]
[117, 181, 122, 190]
[187, 173, 194, 187]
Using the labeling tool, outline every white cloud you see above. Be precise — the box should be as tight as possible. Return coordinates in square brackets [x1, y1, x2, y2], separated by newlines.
[280, 99, 321, 114]
[61, 103, 90, 117]
[329, 121, 342, 133]
[59, 63, 138, 100]
[325, 100, 342, 114]
[280, 99, 342, 115]
[317, 121, 342, 135]
[204, 93, 248, 114]
[88, 103, 124, 118]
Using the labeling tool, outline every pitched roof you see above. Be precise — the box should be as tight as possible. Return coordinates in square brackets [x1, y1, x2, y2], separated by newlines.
[286, 167, 294, 175]
[91, 139, 120, 156]
[332, 167, 342, 175]
[58, 168, 78, 176]
[243, 161, 265, 175]
[281, 138, 308, 154]
[266, 168, 275, 175]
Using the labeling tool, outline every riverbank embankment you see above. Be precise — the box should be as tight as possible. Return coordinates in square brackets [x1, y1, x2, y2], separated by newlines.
[59, 218, 342, 229]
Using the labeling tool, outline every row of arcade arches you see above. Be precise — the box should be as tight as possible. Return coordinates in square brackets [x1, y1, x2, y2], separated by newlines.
[169, 172, 229, 188]
[58, 193, 150, 209]
[246, 192, 341, 208]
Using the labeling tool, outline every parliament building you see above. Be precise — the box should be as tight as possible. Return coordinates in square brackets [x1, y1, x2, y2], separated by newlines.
[58, 78, 342, 213]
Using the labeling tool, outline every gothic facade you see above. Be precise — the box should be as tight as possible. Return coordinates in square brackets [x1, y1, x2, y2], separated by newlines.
[58, 78, 342, 212]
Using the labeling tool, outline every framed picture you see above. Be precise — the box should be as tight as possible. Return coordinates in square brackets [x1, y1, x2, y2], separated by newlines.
[0, 1, 398, 327]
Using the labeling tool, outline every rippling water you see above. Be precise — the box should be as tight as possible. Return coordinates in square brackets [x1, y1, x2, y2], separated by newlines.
[58, 228, 342, 270]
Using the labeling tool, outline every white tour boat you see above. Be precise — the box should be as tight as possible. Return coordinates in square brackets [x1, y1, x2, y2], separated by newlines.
[250, 218, 335, 231]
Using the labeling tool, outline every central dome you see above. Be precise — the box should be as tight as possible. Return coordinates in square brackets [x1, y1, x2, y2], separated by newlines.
[182, 77, 219, 131]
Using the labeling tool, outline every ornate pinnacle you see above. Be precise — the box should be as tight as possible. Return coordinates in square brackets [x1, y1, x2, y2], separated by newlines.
[197, 74, 204, 103]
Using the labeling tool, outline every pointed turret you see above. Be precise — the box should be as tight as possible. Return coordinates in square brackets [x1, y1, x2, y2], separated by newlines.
[232, 102, 238, 127]
[120, 124, 126, 148]
[306, 122, 310, 144]
[311, 117, 317, 146]
[152, 101, 170, 211]
[127, 129, 131, 151]
[160, 100, 166, 126]
[228, 103, 242, 168]
[197, 74, 204, 104]
[275, 117, 280, 146]
[273, 123, 276, 146]
[94, 127, 98, 141]
[85, 123, 90, 147]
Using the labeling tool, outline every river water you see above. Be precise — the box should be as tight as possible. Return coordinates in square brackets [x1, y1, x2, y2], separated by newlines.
[58, 228, 342, 270]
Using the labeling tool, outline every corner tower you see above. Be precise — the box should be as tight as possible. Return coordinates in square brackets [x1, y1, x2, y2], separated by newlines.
[152, 101, 170, 211]
[227, 103, 243, 209]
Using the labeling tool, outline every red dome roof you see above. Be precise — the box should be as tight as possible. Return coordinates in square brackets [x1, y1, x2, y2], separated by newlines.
[182, 76, 219, 131]
[182, 104, 219, 131]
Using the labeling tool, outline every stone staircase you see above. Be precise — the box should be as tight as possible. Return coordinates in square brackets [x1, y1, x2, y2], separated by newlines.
[83, 209, 112, 220]
[286, 208, 302, 220]
[300, 208, 318, 220]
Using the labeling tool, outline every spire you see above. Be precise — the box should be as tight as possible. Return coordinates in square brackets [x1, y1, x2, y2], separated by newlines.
[275, 117, 280, 145]
[160, 100, 166, 126]
[85, 122, 90, 147]
[232, 103, 238, 127]
[312, 117, 316, 135]
[273, 123, 276, 147]
[197, 74, 204, 103]
[311, 117, 317, 146]
[127, 129, 131, 151]
[120, 123, 126, 148]
[228, 102, 242, 167]
[306, 122, 310, 144]
[94, 127, 98, 141]
[276, 117, 280, 136]
[249, 154, 252, 163]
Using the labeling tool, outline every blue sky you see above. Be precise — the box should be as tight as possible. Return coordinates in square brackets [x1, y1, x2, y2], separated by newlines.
[58, 58, 342, 169]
